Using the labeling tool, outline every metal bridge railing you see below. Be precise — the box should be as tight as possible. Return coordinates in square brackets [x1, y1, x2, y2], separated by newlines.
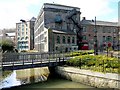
[1, 52, 71, 68]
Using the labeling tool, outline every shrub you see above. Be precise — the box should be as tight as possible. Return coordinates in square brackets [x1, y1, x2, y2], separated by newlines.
[66, 54, 119, 74]
[68, 50, 94, 57]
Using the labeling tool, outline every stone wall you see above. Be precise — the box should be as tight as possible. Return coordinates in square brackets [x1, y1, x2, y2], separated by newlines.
[55, 66, 120, 89]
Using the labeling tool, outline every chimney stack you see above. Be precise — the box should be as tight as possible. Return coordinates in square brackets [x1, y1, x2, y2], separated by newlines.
[82, 17, 86, 20]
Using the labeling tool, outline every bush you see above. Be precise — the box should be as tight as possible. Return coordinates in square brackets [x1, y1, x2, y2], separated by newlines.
[21, 50, 27, 52]
[66, 54, 119, 74]
[68, 50, 94, 57]
[0, 39, 15, 53]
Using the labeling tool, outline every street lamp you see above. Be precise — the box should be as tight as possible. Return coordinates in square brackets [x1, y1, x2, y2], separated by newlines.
[20, 19, 26, 23]
[92, 16, 98, 55]
[112, 29, 115, 50]
[117, 27, 120, 58]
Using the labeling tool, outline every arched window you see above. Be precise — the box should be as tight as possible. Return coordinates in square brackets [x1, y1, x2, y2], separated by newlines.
[17, 37, 20, 40]
[72, 37, 75, 44]
[62, 36, 66, 44]
[25, 36, 28, 40]
[67, 37, 70, 44]
[57, 36, 60, 44]
[21, 37, 24, 40]
[83, 35, 87, 40]
[107, 36, 112, 42]
[56, 47, 58, 50]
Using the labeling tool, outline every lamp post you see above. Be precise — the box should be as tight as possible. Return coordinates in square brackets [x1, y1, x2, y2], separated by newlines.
[112, 29, 115, 50]
[117, 27, 120, 58]
[92, 16, 98, 55]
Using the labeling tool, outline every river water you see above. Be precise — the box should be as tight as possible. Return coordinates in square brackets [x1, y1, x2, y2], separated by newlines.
[0, 67, 99, 89]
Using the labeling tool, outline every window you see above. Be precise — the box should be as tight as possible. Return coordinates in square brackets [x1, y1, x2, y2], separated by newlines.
[94, 36, 97, 41]
[103, 27, 105, 33]
[72, 37, 75, 43]
[67, 37, 70, 44]
[82, 35, 87, 40]
[22, 24, 24, 27]
[18, 24, 21, 29]
[82, 27, 86, 32]
[26, 32, 28, 35]
[21, 37, 24, 40]
[57, 36, 60, 44]
[62, 36, 66, 44]
[17, 37, 20, 40]
[55, 15, 62, 23]
[103, 36, 106, 42]
[56, 47, 58, 50]
[113, 29, 116, 33]
[74, 47, 76, 50]
[113, 37, 116, 43]
[22, 32, 24, 35]
[22, 28, 24, 31]
[25, 36, 28, 40]
[108, 29, 111, 33]
[18, 33, 20, 36]
[106, 36, 112, 42]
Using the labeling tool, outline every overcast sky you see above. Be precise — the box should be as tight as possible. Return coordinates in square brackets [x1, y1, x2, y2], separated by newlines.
[0, 0, 119, 29]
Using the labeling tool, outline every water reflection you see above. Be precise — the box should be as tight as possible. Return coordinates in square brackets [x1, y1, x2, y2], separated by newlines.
[1, 67, 50, 89]
[1, 71, 21, 88]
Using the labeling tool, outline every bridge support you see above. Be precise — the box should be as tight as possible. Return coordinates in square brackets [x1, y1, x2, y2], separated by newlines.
[48, 66, 57, 78]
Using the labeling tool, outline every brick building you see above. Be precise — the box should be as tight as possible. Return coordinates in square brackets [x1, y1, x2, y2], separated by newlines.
[34, 3, 81, 52]
[81, 17, 119, 50]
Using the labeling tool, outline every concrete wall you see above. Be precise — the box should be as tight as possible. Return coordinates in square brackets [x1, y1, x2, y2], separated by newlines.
[56, 66, 120, 89]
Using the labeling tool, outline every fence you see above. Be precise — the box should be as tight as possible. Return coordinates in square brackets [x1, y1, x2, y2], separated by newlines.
[1, 52, 72, 68]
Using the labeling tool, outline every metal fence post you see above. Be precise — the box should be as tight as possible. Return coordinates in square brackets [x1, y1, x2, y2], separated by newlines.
[103, 60, 104, 72]
[59, 57, 60, 65]
[12, 54, 14, 67]
[80, 59, 81, 69]
[23, 54, 24, 65]
[32, 54, 33, 65]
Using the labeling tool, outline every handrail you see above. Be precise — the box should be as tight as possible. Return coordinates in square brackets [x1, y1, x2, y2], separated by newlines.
[1, 52, 71, 70]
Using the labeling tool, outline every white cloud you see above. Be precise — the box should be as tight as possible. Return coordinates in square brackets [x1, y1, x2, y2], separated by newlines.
[0, 0, 41, 29]
[0, 0, 118, 29]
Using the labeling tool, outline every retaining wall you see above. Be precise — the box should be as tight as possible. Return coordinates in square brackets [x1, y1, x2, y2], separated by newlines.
[55, 66, 120, 89]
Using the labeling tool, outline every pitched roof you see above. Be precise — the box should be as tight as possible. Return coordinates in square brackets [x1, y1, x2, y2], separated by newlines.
[81, 20, 118, 27]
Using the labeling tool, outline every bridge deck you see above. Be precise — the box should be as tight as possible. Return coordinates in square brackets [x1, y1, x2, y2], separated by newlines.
[1, 52, 71, 70]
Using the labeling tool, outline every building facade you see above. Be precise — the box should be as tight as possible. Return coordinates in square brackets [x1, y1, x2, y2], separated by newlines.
[16, 17, 36, 51]
[34, 3, 81, 52]
[81, 18, 119, 50]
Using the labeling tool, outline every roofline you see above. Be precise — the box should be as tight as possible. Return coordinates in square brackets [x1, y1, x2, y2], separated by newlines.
[44, 3, 80, 9]
[81, 20, 118, 26]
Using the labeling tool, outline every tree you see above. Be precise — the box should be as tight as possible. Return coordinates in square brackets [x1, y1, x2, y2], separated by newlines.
[0, 38, 15, 53]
